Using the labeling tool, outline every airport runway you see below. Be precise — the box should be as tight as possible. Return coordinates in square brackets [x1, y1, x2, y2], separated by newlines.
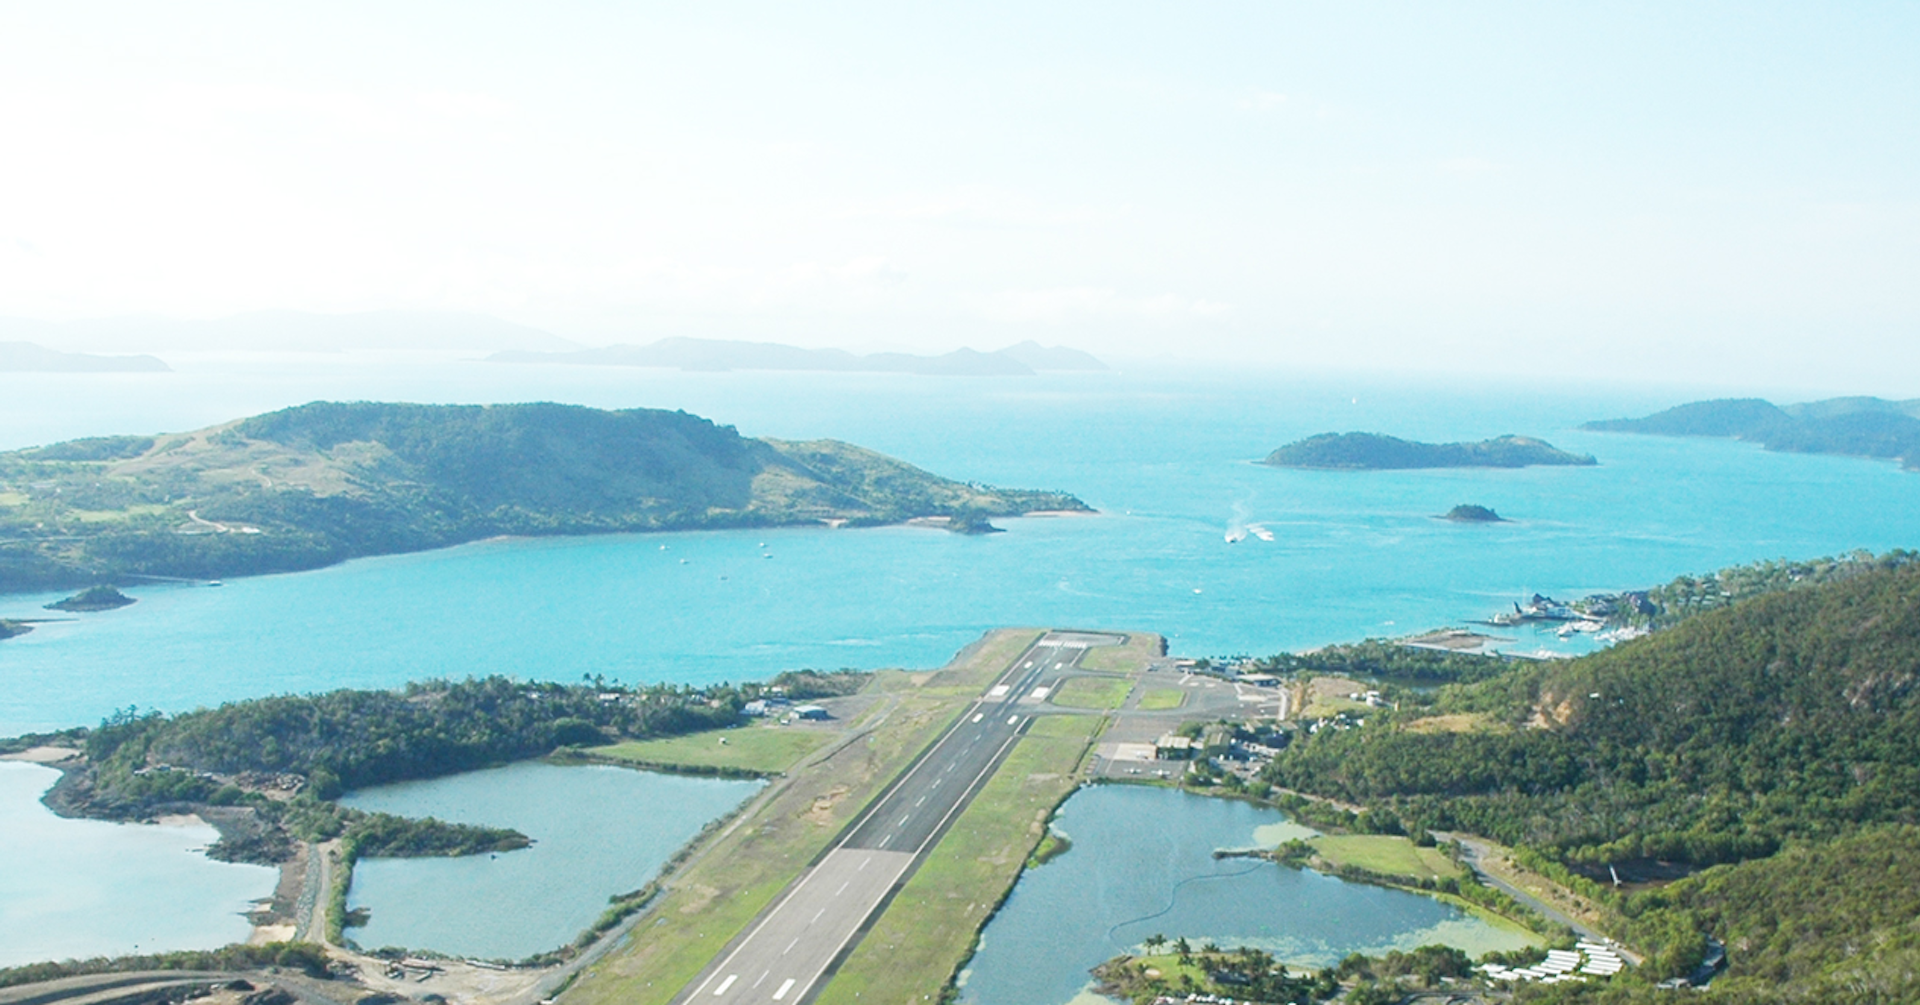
[676, 632, 1119, 1005]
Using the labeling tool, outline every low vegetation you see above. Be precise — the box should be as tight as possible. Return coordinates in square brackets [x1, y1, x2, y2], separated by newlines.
[586, 724, 833, 776]
[1050, 676, 1133, 709]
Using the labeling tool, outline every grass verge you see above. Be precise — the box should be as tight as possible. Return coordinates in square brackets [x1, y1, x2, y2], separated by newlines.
[1077, 633, 1162, 674]
[1136, 687, 1187, 711]
[813, 713, 1105, 1005]
[587, 725, 832, 775]
[1051, 676, 1133, 709]
[1310, 835, 1464, 881]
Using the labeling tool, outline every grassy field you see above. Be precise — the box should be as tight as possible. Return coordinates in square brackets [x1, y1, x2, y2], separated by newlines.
[814, 712, 1104, 1004]
[1052, 676, 1134, 709]
[1310, 835, 1464, 881]
[588, 725, 834, 775]
[1136, 687, 1187, 711]
[1078, 633, 1161, 673]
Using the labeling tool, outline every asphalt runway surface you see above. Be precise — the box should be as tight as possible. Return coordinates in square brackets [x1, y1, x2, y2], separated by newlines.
[678, 632, 1118, 1005]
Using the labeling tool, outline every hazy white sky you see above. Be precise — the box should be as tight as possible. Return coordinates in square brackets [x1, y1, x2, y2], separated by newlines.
[1, 2, 1916, 389]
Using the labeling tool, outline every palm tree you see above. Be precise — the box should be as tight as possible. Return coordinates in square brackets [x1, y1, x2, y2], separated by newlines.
[1143, 933, 1167, 954]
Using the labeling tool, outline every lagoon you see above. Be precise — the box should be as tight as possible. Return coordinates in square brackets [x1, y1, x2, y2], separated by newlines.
[339, 761, 762, 960]
[957, 785, 1534, 1005]
[0, 762, 276, 967]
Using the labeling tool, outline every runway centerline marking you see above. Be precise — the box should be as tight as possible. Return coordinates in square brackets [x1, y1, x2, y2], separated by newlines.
[783, 939, 798, 955]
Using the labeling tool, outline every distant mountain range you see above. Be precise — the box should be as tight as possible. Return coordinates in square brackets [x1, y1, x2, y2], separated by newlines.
[1585, 396, 1920, 470]
[1262, 432, 1597, 470]
[0, 401, 1089, 592]
[0, 342, 170, 373]
[488, 337, 1109, 376]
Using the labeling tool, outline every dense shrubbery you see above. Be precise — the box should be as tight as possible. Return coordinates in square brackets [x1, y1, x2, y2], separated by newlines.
[1255, 638, 1516, 684]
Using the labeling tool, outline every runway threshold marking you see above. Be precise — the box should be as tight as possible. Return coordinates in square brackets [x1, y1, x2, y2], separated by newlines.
[712, 975, 736, 996]
[773, 979, 796, 1001]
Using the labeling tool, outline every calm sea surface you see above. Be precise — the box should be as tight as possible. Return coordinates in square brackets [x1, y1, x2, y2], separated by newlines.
[2, 356, 1916, 967]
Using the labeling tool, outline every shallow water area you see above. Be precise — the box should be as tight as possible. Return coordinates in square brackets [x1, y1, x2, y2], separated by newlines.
[0, 761, 276, 967]
[339, 761, 762, 960]
[957, 785, 1535, 1005]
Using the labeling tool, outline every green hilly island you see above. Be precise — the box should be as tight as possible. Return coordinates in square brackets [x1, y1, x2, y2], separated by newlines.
[1262, 431, 1596, 470]
[1265, 552, 1920, 1000]
[0, 401, 1089, 592]
[1586, 395, 1920, 470]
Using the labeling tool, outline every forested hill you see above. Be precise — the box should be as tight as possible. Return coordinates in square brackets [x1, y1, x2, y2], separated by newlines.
[1270, 556, 1920, 862]
[1585, 395, 1920, 470]
[1261, 432, 1596, 470]
[1267, 559, 1920, 997]
[0, 401, 1089, 591]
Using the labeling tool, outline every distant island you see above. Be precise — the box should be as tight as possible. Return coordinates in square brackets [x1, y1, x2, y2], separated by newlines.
[0, 341, 169, 373]
[1585, 396, 1920, 470]
[44, 585, 136, 611]
[1440, 504, 1504, 522]
[0, 401, 1090, 592]
[1262, 432, 1596, 470]
[488, 337, 1108, 376]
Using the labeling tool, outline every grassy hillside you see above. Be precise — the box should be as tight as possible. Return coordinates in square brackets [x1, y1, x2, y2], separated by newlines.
[0, 401, 1088, 591]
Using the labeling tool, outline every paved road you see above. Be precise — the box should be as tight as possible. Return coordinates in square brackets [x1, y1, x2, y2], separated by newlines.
[677, 632, 1112, 1005]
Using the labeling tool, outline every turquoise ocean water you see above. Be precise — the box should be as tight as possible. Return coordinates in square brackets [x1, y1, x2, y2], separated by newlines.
[2, 359, 1916, 736]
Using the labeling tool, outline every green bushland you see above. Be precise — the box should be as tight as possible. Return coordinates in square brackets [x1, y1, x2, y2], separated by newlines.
[1051, 676, 1133, 709]
[0, 401, 1089, 592]
[587, 725, 832, 776]
[1261, 559, 1920, 994]
[1136, 687, 1186, 710]
[815, 713, 1103, 1005]
[1254, 638, 1516, 685]
[0, 942, 330, 989]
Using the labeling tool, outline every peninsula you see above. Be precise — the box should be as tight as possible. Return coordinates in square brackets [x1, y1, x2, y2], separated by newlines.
[0, 401, 1090, 592]
[1585, 395, 1920, 470]
[1262, 432, 1596, 470]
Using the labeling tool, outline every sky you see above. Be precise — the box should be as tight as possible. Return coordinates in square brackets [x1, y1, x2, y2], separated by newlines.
[1, 2, 1917, 390]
